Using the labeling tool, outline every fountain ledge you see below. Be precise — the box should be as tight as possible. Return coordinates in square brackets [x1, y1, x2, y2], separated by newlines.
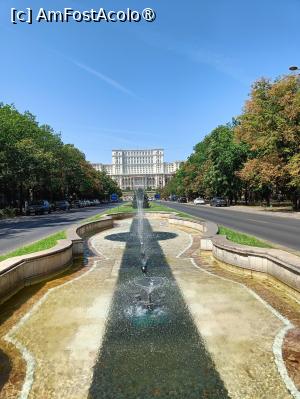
[1, 211, 300, 303]
[167, 214, 300, 294]
[211, 235, 300, 293]
[0, 216, 114, 304]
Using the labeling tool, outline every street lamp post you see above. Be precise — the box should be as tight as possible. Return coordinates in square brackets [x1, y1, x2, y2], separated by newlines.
[289, 66, 300, 81]
[104, 191, 108, 203]
[288, 65, 300, 85]
[288, 66, 300, 211]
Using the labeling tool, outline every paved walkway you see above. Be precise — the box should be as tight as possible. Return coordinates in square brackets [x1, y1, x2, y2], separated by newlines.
[0, 217, 299, 398]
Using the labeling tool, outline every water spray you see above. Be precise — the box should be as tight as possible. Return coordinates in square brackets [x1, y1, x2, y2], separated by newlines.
[141, 243, 147, 274]
[141, 264, 148, 274]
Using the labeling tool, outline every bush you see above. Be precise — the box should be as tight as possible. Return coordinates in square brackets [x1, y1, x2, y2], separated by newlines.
[0, 208, 18, 219]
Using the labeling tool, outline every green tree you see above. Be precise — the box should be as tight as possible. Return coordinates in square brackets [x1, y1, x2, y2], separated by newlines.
[0, 103, 121, 210]
[235, 76, 300, 208]
[164, 124, 248, 203]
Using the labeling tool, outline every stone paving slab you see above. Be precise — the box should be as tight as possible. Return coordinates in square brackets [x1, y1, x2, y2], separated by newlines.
[171, 257, 290, 398]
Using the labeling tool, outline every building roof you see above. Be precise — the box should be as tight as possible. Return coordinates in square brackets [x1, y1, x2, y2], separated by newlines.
[111, 148, 164, 151]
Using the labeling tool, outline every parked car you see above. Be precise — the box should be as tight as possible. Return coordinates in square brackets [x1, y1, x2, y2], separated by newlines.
[210, 197, 228, 207]
[72, 200, 84, 208]
[177, 196, 188, 203]
[169, 195, 178, 201]
[26, 200, 51, 215]
[54, 200, 70, 211]
[90, 199, 101, 206]
[194, 197, 205, 205]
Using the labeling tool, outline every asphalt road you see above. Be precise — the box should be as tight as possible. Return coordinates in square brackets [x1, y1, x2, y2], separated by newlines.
[159, 201, 300, 252]
[0, 204, 118, 255]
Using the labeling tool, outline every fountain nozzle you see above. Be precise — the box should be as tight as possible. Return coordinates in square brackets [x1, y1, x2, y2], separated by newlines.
[141, 265, 147, 274]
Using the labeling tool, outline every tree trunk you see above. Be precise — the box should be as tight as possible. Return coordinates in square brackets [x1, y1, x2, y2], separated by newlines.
[244, 187, 248, 205]
[292, 191, 300, 211]
[19, 182, 23, 214]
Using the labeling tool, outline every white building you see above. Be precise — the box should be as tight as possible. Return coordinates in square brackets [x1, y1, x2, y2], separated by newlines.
[92, 149, 182, 190]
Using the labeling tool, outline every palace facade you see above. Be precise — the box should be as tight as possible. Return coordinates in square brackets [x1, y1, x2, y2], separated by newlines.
[92, 149, 182, 190]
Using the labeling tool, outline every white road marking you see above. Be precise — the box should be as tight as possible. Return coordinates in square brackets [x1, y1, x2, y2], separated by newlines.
[245, 218, 271, 224]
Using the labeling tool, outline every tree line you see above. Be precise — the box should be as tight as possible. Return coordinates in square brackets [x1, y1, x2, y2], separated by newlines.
[0, 104, 121, 212]
[162, 75, 300, 210]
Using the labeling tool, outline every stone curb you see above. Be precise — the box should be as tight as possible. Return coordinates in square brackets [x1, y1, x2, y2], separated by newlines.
[212, 235, 300, 293]
[0, 216, 114, 304]
[165, 214, 300, 293]
[169, 217, 300, 292]
[66, 216, 113, 255]
[167, 216, 218, 250]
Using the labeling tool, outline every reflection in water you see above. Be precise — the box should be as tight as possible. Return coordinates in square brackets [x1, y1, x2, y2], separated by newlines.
[105, 231, 178, 242]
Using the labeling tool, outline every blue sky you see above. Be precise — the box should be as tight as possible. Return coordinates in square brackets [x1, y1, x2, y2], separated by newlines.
[1, 0, 300, 163]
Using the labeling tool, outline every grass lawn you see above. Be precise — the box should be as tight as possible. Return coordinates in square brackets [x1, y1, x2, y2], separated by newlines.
[86, 202, 195, 222]
[218, 226, 273, 248]
[0, 231, 66, 262]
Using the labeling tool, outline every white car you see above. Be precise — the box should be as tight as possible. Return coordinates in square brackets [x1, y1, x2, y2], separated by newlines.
[194, 197, 205, 205]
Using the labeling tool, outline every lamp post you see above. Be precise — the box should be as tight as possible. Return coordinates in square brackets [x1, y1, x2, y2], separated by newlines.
[104, 191, 108, 203]
[288, 66, 300, 211]
[288, 65, 300, 86]
[289, 66, 300, 80]
[289, 65, 300, 72]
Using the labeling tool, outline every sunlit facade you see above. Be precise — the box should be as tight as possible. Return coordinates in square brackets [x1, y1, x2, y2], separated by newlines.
[92, 149, 182, 190]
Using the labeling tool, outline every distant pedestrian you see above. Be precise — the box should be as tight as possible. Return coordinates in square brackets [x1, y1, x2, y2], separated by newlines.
[24, 200, 28, 214]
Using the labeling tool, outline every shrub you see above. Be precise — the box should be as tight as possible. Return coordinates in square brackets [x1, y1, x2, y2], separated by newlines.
[0, 208, 18, 219]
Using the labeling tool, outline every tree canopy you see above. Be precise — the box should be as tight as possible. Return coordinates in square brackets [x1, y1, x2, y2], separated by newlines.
[0, 104, 121, 209]
[163, 75, 300, 209]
